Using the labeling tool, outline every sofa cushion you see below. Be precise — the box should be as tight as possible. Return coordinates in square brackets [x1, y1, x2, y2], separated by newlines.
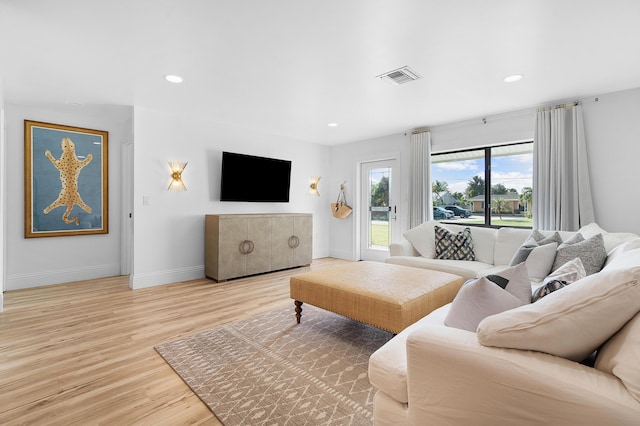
[552, 233, 607, 275]
[477, 267, 640, 362]
[368, 304, 450, 404]
[385, 256, 494, 279]
[493, 227, 535, 266]
[595, 312, 640, 403]
[604, 240, 640, 268]
[444, 276, 525, 332]
[579, 222, 640, 254]
[435, 226, 475, 261]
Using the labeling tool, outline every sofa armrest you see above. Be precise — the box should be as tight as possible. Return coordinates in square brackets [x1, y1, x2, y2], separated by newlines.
[389, 240, 419, 257]
[406, 324, 640, 425]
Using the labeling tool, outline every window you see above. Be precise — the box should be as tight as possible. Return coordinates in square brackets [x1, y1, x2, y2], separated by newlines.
[431, 141, 533, 228]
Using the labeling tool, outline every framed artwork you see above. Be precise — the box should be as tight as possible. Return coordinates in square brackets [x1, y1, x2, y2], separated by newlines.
[24, 120, 108, 238]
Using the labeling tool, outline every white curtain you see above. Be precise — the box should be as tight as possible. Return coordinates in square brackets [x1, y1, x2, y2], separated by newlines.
[533, 103, 595, 231]
[409, 129, 433, 228]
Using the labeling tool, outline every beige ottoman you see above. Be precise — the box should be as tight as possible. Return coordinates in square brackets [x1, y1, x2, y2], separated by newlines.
[290, 261, 464, 334]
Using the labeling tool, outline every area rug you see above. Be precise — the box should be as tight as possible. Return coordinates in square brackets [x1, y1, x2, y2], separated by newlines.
[155, 305, 394, 425]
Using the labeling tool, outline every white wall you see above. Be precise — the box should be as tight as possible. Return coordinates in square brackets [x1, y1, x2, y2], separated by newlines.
[130, 107, 331, 289]
[329, 132, 410, 260]
[582, 88, 640, 234]
[5, 104, 131, 290]
[327, 87, 640, 261]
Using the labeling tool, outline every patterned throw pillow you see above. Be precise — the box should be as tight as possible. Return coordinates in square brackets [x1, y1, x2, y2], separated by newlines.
[435, 226, 475, 261]
[532, 257, 587, 302]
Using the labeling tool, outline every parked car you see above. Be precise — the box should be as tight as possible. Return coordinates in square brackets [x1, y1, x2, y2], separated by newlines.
[433, 206, 454, 220]
[444, 205, 472, 218]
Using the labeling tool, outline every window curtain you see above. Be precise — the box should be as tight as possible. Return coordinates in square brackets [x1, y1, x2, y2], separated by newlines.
[533, 103, 595, 231]
[409, 129, 433, 228]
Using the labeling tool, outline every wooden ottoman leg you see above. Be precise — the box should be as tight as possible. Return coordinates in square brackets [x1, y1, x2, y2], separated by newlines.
[294, 300, 303, 324]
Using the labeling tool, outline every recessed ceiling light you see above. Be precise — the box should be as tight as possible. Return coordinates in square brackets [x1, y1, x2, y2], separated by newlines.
[328, 123, 338, 127]
[503, 74, 523, 83]
[165, 74, 183, 83]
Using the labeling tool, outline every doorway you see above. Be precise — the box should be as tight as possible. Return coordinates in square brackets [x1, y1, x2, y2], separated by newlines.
[360, 159, 400, 262]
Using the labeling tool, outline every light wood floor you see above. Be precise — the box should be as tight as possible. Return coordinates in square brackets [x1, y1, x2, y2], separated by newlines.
[0, 257, 353, 425]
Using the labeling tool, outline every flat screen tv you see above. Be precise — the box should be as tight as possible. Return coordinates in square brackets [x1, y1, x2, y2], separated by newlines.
[220, 151, 292, 202]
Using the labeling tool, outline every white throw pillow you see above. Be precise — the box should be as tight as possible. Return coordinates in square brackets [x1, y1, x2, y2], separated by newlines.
[477, 267, 640, 362]
[509, 241, 558, 282]
[403, 221, 438, 258]
[444, 277, 524, 332]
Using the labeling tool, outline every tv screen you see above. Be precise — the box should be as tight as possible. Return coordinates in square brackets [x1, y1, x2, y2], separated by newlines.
[220, 151, 292, 202]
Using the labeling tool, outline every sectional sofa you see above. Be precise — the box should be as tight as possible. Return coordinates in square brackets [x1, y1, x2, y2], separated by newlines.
[369, 221, 640, 425]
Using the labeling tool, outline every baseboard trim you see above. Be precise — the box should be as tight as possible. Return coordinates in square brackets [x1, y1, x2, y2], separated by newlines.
[129, 265, 204, 290]
[6, 263, 122, 290]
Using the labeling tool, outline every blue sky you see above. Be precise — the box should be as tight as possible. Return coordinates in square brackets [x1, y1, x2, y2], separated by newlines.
[432, 153, 533, 196]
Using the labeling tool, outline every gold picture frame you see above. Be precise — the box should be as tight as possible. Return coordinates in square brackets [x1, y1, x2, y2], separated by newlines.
[24, 120, 108, 238]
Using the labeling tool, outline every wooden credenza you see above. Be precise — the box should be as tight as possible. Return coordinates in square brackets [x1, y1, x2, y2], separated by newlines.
[205, 213, 312, 282]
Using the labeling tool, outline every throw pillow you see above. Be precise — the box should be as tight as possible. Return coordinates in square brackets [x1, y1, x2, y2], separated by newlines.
[532, 257, 587, 302]
[529, 229, 563, 246]
[403, 221, 438, 258]
[531, 279, 568, 302]
[485, 262, 533, 304]
[509, 241, 558, 282]
[552, 233, 607, 275]
[544, 257, 586, 285]
[435, 226, 475, 261]
[444, 277, 524, 332]
[477, 266, 640, 362]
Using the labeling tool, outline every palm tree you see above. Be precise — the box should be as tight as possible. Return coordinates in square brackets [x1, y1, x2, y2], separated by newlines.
[466, 175, 485, 198]
[520, 187, 533, 212]
[432, 180, 449, 205]
[493, 197, 507, 220]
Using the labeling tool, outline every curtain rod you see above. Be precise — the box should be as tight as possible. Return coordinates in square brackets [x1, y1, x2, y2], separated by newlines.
[538, 101, 581, 112]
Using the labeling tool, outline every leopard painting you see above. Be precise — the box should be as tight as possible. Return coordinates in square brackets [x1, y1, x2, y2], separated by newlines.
[43, 137, 93, 225]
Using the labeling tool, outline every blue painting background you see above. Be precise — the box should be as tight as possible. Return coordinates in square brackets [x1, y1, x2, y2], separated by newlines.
[31, 126, 104, 232]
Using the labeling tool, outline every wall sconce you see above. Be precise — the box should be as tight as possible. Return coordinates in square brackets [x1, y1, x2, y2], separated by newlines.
[168, 161, 188, 191]
[309, 176, 321, 196]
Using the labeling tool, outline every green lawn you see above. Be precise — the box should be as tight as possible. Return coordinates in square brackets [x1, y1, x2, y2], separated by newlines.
[371, 223, 390, 247]
[461, 216, 533, 227]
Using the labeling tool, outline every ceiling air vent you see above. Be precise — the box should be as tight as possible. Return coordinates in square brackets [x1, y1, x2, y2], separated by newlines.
[377, 66, 421, 85]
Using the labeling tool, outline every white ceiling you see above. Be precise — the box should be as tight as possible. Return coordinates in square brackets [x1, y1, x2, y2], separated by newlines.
[1, 0, 640, 145]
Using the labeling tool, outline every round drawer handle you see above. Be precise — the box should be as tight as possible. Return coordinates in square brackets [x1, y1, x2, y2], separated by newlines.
[288, 236, 300, 248]
[240, 240, 254, 254]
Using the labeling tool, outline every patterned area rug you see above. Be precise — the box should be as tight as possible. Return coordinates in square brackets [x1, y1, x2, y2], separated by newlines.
[155, 305, 394, 425]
